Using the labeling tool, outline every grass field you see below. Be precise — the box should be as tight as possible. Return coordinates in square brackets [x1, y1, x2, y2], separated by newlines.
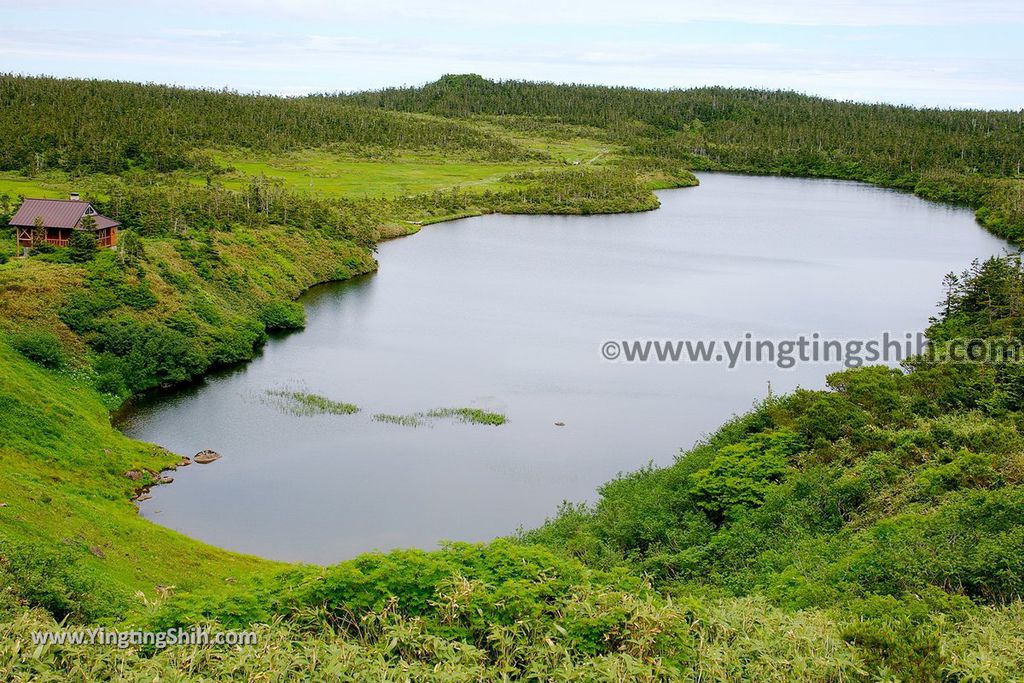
[0, 124, 620, 208]
[210, 150, 528, 197]
[205, 127, 618, 199]
[0, 173, 76, 202]
[0, 340, 272, 602]
[472, 117, 614, 161]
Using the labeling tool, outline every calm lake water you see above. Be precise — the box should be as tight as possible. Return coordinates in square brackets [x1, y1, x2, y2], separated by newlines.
[119, 173, 1007, 563]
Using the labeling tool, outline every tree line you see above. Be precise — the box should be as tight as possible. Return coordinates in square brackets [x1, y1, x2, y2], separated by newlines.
[341, 74, 1024, 180]
[341, 75, 1024, 241]
[0, 74, 536, 174]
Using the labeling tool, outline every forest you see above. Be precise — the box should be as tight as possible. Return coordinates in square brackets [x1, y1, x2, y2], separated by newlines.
[0, 75, 536, 174]
[1, 74, 1024, 680]
[1, 72, 1020, 240]
[343, 74, 1023, 177]
[343, 75, 1024, 240]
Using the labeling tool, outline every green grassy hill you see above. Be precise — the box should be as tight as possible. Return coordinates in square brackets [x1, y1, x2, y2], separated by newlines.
[0, 341, 271, 610]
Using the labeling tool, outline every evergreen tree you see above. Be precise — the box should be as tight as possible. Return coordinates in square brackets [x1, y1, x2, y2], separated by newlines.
[68, 217, 97, 262]
[30, 216, 47, 250]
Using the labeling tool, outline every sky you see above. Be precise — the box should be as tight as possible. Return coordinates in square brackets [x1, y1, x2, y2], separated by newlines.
[3, 1, 1023, 109]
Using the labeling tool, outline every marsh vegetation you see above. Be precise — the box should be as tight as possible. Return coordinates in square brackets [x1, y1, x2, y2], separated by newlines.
[263, 389, 359, 416]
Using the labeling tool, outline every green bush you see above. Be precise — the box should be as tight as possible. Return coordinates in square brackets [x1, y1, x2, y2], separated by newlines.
[258, 300, 306, 331]
[208, 319, 267, 366]
[840, 616, 942, 681]
[830, 488, 1024, 602]
[789, 390, 870, 443]
[122, 281, 158, 310]
[915, 450, 1000, 498]
[152, 540, 654, 660]
[914, 169, 994, 206]
[826, 366, 907, 422]
[688, 430, 805, 522]
[67, 229, 97, 263]
[9, 330, 65, 369]
[93, 363, 128, 397]
[90, 318, 209, 392]
[59, 251, 161, 329]
[0, 540, 125, 622]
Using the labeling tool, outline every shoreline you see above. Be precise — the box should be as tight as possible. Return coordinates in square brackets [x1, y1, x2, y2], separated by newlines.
[114, 171, 1010, 562]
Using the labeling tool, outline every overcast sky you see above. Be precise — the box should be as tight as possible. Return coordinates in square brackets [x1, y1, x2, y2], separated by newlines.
[4, 1, 1023, 109]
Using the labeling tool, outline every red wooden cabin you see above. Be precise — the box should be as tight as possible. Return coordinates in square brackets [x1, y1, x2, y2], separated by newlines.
[10, 196, 120, 251]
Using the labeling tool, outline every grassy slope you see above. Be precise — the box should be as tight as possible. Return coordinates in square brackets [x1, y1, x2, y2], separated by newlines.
[0, 226, 378, 363]
[0, 341, 273, 597]
[209, 149, 532, 198]
[205, 126, 619, 200]
[0, 174, 69, 201]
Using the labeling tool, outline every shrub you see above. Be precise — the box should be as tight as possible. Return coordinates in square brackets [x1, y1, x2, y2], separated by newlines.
[0, 540, 125, 622]
[258, 300, 306, 331]
[59, 288, 121, 332]
[790, 390, 870, 443]
[9, 330, 65, 369]
[68, 229, 97, 262]
[840, 617, 942, 681]
[152, 540, 647, 654]
[93, 366, 128, 397]
[915, 451, 999, 498]
[122, 281, 158, 310]
[831, 488, 1024, 602]
[688, 429, 805, 522]
[116, 229, 145, 264]
[208, 319, 267, 366]
[90, 318, 209, 392]
[827, 366, 907, 422]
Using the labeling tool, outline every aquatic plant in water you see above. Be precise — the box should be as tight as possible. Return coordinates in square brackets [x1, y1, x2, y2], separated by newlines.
[264, 390, 359, 416]
[424, 407, 507, 426]
[372, 413, 426, 427]
[373, 407, 507, 427]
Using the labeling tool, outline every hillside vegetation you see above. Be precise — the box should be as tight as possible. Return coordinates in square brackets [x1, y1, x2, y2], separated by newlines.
[1, 74, 1024, 680]
[345, 74, 1024, 242]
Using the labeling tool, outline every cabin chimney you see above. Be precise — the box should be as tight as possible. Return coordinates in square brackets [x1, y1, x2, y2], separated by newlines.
[69, 192, 81, 201]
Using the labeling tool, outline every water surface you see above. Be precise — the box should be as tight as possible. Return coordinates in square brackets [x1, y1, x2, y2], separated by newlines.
[119, 173, 1007, 562]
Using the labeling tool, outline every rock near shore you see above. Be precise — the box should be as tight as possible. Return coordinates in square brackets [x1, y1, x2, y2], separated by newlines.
[193, 449, 222, 464]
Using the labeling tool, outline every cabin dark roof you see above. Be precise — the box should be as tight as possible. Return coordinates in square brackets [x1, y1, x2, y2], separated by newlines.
[9, 198, 120, 231]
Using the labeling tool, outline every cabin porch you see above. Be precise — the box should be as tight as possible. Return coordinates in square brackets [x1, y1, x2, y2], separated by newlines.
[14, 226, 117, 249]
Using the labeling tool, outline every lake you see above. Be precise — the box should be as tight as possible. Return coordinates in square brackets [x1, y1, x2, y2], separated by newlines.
[118, 172, 1007, 563]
